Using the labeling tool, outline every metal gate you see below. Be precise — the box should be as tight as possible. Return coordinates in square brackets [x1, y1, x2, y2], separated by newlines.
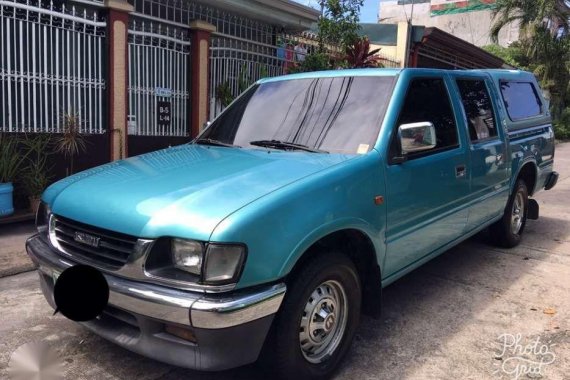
[128, 20, 190, 136]
[209, 35, 293, 119]
[0, 0, 106, 133]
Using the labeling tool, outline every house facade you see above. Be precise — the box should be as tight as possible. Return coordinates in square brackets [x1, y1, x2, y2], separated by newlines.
[0, 0, 319, 164]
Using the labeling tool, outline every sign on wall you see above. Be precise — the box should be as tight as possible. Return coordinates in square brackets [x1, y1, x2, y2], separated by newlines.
[157, 101, 171, 127]
[430, 0, 496, 17]
[155, 87, 173, 98]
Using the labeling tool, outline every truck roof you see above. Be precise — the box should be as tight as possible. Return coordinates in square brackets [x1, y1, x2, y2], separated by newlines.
[257, 68, 536, 84]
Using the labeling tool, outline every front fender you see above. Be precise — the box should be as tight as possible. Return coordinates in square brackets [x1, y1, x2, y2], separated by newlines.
[210, 152, 387, 289]
[278, 217, 384, 277]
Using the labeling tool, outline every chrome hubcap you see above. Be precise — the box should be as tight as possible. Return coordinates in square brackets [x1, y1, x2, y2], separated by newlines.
[299, 280, 348, 364]
[511, 192, 525, 235]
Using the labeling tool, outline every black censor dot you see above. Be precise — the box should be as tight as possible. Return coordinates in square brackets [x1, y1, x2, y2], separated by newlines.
[53, 265, 109, 322]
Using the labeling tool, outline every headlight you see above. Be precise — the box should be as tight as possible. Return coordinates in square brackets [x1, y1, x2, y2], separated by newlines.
[146, 238, 247, 287]
[203, 244, 246, 285]
[172, 239, 204, 275]
[36, 201, 51, 236]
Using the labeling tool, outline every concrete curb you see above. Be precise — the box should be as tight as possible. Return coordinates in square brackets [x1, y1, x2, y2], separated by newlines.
[0, 264, 37, 279]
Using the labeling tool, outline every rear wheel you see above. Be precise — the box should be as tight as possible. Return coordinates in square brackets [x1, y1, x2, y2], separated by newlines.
[490, 179, 529, 248]
[267, 251, 361, 380]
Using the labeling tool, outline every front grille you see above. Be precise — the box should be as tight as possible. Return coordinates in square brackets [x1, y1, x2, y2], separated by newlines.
[53, 215, 138, 269]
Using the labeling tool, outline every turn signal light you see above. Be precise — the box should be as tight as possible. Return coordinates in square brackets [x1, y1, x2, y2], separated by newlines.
[165, 324, 197, 343]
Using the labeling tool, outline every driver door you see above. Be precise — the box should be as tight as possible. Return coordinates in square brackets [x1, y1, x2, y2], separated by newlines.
[384, 75, 471, 278]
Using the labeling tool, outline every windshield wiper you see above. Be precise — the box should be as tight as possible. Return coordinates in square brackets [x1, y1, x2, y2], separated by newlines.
[249, 140, 328, 153]
[194, 138, 240, 148]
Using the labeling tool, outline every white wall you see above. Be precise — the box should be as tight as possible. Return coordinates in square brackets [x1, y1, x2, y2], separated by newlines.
[378, 0, 520, 47]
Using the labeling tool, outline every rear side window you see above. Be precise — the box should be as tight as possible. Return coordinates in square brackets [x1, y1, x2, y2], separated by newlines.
[500, 81, 542, 120]
[456, 79, 497, 141]
[394, 78, 458, 157]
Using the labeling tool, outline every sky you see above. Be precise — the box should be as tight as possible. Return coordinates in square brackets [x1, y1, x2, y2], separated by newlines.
[294, 0, 380, 23]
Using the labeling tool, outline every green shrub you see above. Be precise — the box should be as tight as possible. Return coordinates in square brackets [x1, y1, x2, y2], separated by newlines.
[553, 108, 570, 141]
[554, 122, 570, 141]
[288, 53, 333, 74]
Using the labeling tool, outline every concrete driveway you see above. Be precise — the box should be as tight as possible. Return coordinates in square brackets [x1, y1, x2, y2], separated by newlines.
[1, 143, 569, 380]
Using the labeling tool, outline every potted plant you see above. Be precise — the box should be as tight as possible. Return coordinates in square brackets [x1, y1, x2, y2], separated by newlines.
[56, 112, 87, 176]
[0, 133, 26, 217]
[21, 134, 54, 214]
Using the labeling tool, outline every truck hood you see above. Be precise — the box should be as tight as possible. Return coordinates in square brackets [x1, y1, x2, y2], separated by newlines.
[45, 144, 354, 240]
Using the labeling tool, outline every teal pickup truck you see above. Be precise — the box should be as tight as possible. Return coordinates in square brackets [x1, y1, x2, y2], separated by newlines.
[27, 68, 558, 379]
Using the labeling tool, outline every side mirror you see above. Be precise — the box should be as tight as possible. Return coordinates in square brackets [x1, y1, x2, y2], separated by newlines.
[398, 122, 437, 154]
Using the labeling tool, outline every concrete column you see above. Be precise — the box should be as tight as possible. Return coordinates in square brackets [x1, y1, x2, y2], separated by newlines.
[105, 0, 133, 161]
[396, 21, 410, 68]
[189, 20, 216, 138]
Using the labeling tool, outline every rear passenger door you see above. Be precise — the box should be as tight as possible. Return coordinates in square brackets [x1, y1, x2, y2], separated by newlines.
[384, 75, 471, 277]
[453, 75, 509, 229]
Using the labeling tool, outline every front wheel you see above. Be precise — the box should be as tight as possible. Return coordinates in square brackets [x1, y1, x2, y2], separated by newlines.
[490, 179, 529, 248]
[267, 251, 361, 380]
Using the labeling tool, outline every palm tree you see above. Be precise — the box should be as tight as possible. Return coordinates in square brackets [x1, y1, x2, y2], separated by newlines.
[491, 0, 569, 44]
[531, 27, 570, 118]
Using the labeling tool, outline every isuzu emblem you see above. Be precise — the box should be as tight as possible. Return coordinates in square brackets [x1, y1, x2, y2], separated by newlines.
[74, 232, 101, 248]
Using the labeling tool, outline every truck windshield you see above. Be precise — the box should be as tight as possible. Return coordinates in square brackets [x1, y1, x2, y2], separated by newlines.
[199, 76, 395, 154]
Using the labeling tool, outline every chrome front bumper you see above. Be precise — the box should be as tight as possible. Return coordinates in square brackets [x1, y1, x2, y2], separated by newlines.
[26, 234, 285, 329]
[26, 234, 286, 370]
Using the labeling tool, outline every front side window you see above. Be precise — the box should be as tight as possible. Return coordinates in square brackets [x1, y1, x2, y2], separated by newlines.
[200, 76, 395, 154]
[456, 79, 497, 141]
[500, 81, 542, 121]
[391, 78, 458, 159]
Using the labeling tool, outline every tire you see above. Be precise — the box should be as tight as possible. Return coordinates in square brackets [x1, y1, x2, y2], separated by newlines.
[490, 179, 529, 248]
[266, 251, 361, 380]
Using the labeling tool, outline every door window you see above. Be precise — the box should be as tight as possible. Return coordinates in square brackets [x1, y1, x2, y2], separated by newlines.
[456, 79, 498, 141]
[391, 78, 458, 160]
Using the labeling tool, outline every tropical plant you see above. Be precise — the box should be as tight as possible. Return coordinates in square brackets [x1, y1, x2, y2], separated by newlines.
[20, 134, 54, 198]
[491, 0, 569, 44]
[482, 42, 531, 69]
[344, 37, 385, 68]
[215, 81, 233, 107]
[0, 133, 25, 184]
[55, 112, 87, 176]
[530, 27, 570, 118]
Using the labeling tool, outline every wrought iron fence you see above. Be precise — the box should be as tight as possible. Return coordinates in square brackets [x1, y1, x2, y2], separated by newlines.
[0, 0, 106, 133]
[209, 32, 322, 119]
[127, 19, 190, 136]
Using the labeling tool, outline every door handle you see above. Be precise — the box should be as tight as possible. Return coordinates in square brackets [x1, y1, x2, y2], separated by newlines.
[455, 165, 466, 178]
